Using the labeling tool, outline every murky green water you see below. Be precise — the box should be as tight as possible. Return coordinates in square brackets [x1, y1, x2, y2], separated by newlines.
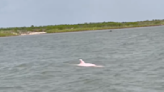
[0, 26, 164, 92]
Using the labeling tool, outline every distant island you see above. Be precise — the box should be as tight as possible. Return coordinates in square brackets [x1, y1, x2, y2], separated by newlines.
[0, 19, 164, 37]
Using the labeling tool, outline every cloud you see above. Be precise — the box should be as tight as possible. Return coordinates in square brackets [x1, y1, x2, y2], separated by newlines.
[1, 0, 164, 27]
[0, 0, 8, 12]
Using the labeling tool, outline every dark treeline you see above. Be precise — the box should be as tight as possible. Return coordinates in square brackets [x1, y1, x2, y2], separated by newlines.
[0, 19, 164, 37]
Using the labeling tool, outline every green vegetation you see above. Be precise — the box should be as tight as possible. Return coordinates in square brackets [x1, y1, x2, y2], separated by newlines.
[0, 19, 164, 37]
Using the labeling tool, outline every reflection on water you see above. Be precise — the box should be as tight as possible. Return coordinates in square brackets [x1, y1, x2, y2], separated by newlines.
[0, 26, 164, 92]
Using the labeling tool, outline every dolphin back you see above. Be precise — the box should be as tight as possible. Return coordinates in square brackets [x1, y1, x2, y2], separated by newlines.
[79, 59, 85, 63]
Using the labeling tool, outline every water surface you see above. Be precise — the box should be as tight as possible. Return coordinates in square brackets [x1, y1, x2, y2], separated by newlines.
[0, 26, 164, 92]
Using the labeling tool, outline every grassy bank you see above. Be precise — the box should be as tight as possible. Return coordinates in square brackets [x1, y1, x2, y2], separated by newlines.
[0, 19, 164, 37]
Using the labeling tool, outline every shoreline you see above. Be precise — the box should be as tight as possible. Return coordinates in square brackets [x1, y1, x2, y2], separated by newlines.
[19, 25, 164, 36]
[0, 19, 164, 37]
[0, 25, 163, 37]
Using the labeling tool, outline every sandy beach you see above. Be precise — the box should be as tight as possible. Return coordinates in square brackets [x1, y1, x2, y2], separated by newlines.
[20, 32, 46, 36]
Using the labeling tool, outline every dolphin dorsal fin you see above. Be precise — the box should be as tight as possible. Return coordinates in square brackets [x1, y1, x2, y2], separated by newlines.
[79, 59, 85, 64]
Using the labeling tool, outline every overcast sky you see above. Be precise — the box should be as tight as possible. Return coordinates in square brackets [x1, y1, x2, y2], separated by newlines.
[0, 0, 164, 28]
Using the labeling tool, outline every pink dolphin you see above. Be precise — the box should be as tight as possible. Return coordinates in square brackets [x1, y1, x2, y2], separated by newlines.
[77, 59, 103, 67]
